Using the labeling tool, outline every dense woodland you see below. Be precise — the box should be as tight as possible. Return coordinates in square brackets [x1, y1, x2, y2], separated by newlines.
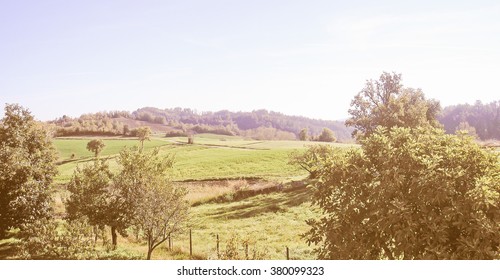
[438, 100, 500, 141]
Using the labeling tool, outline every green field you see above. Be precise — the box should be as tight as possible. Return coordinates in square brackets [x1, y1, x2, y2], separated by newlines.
[34, 134, 353, 259]
[53, 138, 170, 183]
[53, 134, 352, 183]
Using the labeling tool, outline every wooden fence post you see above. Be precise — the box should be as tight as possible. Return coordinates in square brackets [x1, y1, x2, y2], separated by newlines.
[216, 234, 220, 258]
[189, 229, 193, 257]
[286, 246, 289, 260]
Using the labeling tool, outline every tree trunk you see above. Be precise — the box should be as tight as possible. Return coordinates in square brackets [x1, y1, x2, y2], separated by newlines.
[147, 249, 152, 260]
[111, 226, 117, 250]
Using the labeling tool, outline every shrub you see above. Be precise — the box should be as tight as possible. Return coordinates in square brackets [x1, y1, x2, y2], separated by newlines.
[19, 218, 98, 260]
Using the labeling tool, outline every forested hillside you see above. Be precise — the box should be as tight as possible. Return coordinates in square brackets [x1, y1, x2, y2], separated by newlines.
[439, 100, 500, 140]
[49, 100, 500, 142]
[50, 108, 354, 141]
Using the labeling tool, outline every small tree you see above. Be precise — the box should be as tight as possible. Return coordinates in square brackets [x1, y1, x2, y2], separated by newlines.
[136, 126, 151, 150]
[86, 139, 105, 157]
[299, 128, 309, 141]
[317, 128, 336, 142]
[305, 127, 500, 259]
[117, 147, 188, 260]
[0, 104, 58, 237]
[135, 180, 188, 260]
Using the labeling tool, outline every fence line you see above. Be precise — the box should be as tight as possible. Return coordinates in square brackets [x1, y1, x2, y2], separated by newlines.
[165, 229, 292, 260]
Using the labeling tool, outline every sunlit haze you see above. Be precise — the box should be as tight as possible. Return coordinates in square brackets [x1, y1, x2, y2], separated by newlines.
[1, 0, 499, 121]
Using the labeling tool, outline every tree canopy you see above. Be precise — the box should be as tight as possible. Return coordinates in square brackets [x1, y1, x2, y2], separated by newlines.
[65, 159, 128, 247]
[304, 127, 500, 259]
[0, 104, 58, 236]
[346, 72, 441, 139]
[117, 147, 187, 260]
[86, 139, 105, 157]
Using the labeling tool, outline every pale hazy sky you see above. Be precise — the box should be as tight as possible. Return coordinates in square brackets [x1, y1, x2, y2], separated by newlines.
[1, 0, 499, 121]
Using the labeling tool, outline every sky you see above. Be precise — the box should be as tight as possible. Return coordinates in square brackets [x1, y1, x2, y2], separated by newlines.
[1, 0, 499, 121]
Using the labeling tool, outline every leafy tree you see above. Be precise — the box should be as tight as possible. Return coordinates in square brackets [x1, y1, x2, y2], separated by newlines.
[346, 72, 441, 139]
[305, 127, 500, 259]
[317, 128, 336, 142]
[117, 147, 188, 260]
[299, 128, 309, 141]
[0, 104, 58, 237]
[134, 178, 188, 260]
[136, 126, 151, 149]
[86, 139, 105, 157]
[66, 159, 127, 248]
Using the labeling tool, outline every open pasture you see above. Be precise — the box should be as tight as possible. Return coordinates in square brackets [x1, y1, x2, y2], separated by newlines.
[52, 134, 346, 183]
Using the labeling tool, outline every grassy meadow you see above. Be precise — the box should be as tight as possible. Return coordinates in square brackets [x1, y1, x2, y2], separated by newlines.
[0, 134, 354, 260]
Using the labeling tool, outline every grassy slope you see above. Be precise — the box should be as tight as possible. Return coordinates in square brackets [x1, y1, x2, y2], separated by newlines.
[186, 184, 318, 260]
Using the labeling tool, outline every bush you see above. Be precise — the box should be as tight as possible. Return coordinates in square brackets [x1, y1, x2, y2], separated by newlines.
[19, 218, 98, 260]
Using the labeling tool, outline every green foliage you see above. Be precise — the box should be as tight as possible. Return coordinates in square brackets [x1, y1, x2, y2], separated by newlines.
[65, 159, 127, 246]
[346, 72, 441, 139]
[317, 128, 336, 142]
[305, 127, 500, 259]
[0, 104, 58, 236]
[86, 139, 105, 157]
[51, 112, 127, 137]
[66, 159, 113, 224]
[117, 147, 188, 260]
[19, 218, 98, 260]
